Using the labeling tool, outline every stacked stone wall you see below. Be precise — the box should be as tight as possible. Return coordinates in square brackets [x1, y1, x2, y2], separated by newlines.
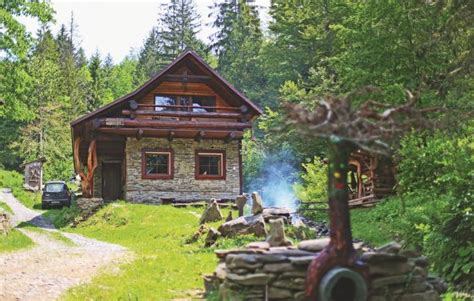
[208, 241, 446, 301]
[125, 138, 240, 203]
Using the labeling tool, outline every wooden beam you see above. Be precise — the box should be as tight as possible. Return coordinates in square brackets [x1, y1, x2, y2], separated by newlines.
[122, 109, 243, 119]
[97, 127, 244, 140]
[195, 130, 205, 142]
[225, 131, 236, 143]
[100, 118, 252, 130]
[136, 128, 144, 140]
[163, 74, 211, 83]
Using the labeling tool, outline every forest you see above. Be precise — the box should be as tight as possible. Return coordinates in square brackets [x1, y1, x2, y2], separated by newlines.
[1, 0, 473, 294]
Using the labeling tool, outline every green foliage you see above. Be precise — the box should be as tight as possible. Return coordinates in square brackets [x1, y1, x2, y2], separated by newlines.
[0, 229, 34, 253]
[43, 202, 81, 229]
[294, 156, 328, 202]
[0, 170, 41, 209]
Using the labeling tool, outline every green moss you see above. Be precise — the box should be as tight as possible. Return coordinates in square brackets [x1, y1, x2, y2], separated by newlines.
[0, 229, 34, 253]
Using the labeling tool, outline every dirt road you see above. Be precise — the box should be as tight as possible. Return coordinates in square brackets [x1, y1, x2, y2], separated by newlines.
[0, 189, 129, 301]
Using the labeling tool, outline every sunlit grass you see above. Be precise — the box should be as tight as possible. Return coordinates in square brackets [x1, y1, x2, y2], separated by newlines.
[0, 229, 34, 253]
[60, 202, 249, 300]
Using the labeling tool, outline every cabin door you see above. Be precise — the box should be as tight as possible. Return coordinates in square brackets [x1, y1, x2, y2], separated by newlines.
[102, 162, 122, 201]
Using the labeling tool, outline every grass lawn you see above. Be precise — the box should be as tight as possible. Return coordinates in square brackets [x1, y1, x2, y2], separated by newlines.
[0, 229, 34, 253]
[58, 202, 252, 300]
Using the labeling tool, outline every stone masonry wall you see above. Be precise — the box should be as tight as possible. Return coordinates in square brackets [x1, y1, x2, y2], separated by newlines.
[125, 138, 241, 203]
[208, 241, 446, 301]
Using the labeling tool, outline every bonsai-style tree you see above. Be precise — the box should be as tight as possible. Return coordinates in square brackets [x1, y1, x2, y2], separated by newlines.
[285, 88, 436, 300]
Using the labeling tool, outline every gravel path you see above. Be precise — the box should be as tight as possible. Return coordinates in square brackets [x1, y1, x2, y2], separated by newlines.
[0, 189, 130, 301]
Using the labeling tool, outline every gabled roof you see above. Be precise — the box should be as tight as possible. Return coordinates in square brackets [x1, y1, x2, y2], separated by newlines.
[71, 50, 263, 127]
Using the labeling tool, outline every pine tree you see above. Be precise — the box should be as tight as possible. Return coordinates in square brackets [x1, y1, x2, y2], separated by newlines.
[134, 0, 208, 85]
[211, 0, 270, 106]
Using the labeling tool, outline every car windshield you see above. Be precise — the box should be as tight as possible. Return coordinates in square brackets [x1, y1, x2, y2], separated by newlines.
[45, 183, 65, 193]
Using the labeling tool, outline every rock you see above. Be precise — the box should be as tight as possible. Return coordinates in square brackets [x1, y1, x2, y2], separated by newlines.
[294, 291, 306, 301]
[371, 275, 423, 289]
[289, 255, 317, 266]
[369, 261, 414, 276]
[395, 290, 441, 301]
[267, 287, 294, 299]
[266, 218, 292, 247]
[251, 192, 263, 215]
[399, 249, 422, 258]
[297, 238, 330, 252]
[226, 273, 272, 286]
[235, 195, 248, 217]
[376, 241, 402, 254]
[214, 248, 266, 259]
[203, 274, 219, 294]
[205, 228, 220, 247]
[225, 211, 233, 222]
[226, 254, 262, 270]
[266, 248, 317, 257]
[246, 241, 270, 250]
[361, 252, 407, 264]
[413, 256, 429, 267]
[218, 214, 266, 237]
[262, 262, 294, 272]
[262, 207, 291, 222]
[253, 254, 288, 263]
[214, 263, 228, 280]
[413, 266, 428, 278]
[186, 224, 208, 243]
[199, 199, 223, 224]
[427, 277, 448, 294]
[0, 211, 11, 236]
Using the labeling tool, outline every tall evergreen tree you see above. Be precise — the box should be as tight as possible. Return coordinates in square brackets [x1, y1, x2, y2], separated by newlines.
[134, 0, 208, 84]
[211, 0, 270, 106]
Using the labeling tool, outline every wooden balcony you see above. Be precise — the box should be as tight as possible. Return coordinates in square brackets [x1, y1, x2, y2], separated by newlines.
[94, 101, 251, 141]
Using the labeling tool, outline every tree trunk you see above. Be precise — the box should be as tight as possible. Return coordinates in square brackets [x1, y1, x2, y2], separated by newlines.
[305, 138, 363, 300]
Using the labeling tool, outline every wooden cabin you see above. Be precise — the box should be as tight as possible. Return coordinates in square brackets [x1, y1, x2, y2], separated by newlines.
[347, 150, 396, 207]
[71, 51, 262, 203]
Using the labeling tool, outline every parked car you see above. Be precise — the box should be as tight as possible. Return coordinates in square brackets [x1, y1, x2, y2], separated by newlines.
[41, 181, 71, 209]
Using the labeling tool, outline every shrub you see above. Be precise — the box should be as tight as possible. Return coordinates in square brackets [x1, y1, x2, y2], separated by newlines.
[293, 156, 327, 202]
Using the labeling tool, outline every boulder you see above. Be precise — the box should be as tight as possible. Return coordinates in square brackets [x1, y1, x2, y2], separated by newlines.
[297, 238, 330, 252]
[235, 194, 248, 217]
[251, 192, 263, 215]
[225, 211, 233, 222]
[246, 241, 270, 250]
[226, 273, 272, 286]
[262, 207, 291, 222]
[0, 210, 11, 236]
[376, 241, 402, 254]
[265, 218, 292, 247]
[205, 228, 220, 247]
[218, 214, 267, 237]
[199, 200, 223, 224]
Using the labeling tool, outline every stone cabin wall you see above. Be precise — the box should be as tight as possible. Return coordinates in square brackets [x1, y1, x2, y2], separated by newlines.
[124, 138, 241, 203]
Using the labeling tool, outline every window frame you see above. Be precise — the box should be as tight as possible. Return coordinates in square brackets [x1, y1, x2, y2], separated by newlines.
[195, 150, 226, 180]
[141, 148, 174, 180]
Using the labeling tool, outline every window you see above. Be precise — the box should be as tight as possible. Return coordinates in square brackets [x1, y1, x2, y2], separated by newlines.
[195, 150, 225, 180]
[142, 149, 173, 179]
[154, 95, 176, 111]
[45, 183, 67, 193]
[192, 96, 216, 112]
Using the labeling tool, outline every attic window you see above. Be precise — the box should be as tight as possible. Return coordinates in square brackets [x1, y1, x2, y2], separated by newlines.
[155, 95, 176, 111]
[192, 96, 216, 112]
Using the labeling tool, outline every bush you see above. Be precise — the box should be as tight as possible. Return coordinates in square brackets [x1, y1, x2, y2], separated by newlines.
[293, 156, 327, 202]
